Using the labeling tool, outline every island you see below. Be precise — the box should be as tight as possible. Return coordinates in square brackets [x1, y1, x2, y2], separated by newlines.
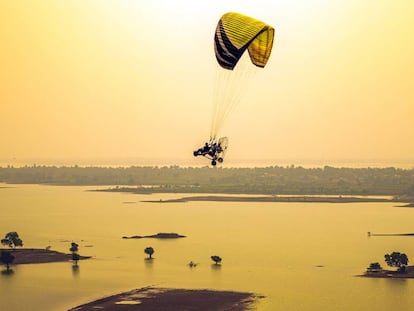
[360, 265, 414, 278]
[122, 233, 186, 239]
[0, 248, 91, 265]
[69, 286, 261, 311]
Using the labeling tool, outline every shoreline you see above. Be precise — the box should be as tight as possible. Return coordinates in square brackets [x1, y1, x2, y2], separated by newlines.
[69, 286, 261, 311]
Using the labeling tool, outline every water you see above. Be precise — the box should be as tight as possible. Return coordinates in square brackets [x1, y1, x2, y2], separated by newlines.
[1, 184, 414, 310]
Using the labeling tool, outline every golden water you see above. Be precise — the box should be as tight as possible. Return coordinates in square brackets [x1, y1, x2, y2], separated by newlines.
[1, 184, 414, 310]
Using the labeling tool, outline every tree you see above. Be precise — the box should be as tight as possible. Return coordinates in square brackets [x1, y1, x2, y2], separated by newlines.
[366, 262, 382, 273]
[69, 242, 79, 265]
[144, 247, 154, 259]
[384, 252, 408, 272]
[70, 242, 79, 253]
[211, 255, 222, 265]
[1, 232, 23, 248]
[0, 250, 15, 271]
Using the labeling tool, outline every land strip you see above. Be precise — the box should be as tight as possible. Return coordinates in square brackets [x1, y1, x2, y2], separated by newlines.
[0, 248, 91, 265]
[140, 195, 396, 204]
[69, 286, 261, 311]
[359, 265, 414, 279]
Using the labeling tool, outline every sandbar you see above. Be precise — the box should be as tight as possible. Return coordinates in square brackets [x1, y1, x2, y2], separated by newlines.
[141, 195, 393, 204]
[0, 248, 91, 265]
[69, 286, 261, 311]
[122, 232, 186, 239]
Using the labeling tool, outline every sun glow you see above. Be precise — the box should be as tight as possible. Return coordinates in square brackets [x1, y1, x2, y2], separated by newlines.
[1, 0, 414, 162]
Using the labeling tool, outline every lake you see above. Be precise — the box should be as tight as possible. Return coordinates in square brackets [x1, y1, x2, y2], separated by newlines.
[1, 184, 414, 310]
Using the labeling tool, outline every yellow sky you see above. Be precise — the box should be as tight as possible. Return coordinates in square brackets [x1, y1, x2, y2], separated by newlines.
[1, 0, 414, 166]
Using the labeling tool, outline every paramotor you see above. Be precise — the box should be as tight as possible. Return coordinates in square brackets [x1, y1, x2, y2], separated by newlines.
[194, 12, 275, 166]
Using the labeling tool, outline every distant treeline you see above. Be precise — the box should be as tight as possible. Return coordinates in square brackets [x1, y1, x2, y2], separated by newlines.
[0, 165, 414, 196]
[1, 165, 414, 196]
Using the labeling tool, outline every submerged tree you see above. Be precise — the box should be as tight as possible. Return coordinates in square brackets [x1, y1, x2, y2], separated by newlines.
[0, 250, 15, 271]
[1, 232, 23, 249]
[72, 253, 80, 265]
[144, 247, 154, 259]
[211, 255, 222, 265]
[70, 242, 80, 265]
[384, 252, 408, 272]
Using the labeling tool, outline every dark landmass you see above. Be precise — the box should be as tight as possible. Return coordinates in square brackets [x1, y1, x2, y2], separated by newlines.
[122, 233, 186, 239]
[368, 233, 414, 236]
[359, 265, 414, 278]
[140, 195, 393, 204]
[69, 286, 261, 311]
[1, 166, 414, 200]
[0, 248, 91, 265]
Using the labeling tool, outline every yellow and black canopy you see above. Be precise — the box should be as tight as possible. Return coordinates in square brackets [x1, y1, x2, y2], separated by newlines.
[214, 12, 275, 70]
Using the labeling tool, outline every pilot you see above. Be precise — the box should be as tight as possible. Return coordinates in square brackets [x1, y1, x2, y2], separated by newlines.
[209, 143, 217, 156]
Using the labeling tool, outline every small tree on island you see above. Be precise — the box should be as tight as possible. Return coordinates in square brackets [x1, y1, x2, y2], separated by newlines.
[384, 252, 408, 273]
[366, 262, 382, 273]
[211, 255, 222, 265]
[0, 250, 15, 272]
[144, 247, 154, 259]
[70, 242, 80, 265]
[1, 232, 23, 249]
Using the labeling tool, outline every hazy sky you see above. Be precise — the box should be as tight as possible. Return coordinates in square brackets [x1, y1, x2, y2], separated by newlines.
[1, 0, 414, 165]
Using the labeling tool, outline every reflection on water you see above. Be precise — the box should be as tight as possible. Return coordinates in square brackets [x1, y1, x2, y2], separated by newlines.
[1, 184, 414, 310]
[71, 264, 80, 277]
[1, 269, 15, 276]
[144, 258, 154, 267]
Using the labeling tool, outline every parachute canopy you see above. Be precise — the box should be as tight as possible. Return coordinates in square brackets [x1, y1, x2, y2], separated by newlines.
[214, 12, 275, 70]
